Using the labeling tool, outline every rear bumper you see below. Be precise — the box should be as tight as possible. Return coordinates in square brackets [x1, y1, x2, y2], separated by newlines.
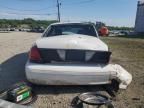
[25, 62, 132, 89]
[25, 61, 116, 85]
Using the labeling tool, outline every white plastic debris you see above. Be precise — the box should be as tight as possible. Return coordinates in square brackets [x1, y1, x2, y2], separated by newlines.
[112, 64, 132, 89]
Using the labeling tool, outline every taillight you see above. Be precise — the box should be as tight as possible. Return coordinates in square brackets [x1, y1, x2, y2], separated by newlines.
[29, 45, 42, 62]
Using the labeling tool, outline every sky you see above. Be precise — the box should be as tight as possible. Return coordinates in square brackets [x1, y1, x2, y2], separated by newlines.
[0, 0, 139, 27]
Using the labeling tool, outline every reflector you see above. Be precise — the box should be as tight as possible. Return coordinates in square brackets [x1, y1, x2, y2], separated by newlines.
[29, 45, 42, 62]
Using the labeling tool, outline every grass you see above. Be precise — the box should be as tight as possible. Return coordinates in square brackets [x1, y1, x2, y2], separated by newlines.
[101, 36, 144, 108]
[117, 35, 144, 39]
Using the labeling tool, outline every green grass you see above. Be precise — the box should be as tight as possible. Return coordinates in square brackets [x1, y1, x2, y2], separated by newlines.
[101, 36, 144, 108]
[117, 35, 144, 39]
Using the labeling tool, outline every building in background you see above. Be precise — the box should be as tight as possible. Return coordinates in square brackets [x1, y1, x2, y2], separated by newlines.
[135, 1, 144, 34]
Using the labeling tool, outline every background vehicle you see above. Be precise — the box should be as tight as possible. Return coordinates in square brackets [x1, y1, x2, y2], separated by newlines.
[96, 22, 109, 36]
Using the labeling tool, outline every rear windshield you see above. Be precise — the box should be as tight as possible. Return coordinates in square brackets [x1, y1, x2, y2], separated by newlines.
[43, 24, 97, 37]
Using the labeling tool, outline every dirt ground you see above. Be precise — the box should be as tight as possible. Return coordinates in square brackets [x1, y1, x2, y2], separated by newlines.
[0, 32, 144, 108]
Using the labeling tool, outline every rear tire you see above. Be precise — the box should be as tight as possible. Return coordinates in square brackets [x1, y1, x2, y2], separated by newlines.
[111, 79, 120, 92]
[103, 80, 120, 99]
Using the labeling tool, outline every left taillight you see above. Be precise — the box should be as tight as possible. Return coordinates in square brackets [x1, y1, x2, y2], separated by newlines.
[29, 45, 42, 62]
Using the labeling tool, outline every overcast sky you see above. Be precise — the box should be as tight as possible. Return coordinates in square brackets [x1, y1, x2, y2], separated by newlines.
[0, 0, 138, 27]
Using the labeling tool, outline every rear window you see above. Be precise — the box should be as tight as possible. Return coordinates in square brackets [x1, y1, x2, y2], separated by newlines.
[43, 24, 97, 37]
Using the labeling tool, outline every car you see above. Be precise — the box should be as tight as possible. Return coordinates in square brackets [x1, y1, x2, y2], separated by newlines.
[25, 22, 132, 89]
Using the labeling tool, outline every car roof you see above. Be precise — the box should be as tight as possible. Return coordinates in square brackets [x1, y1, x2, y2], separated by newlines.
[50, 22, 94, 26]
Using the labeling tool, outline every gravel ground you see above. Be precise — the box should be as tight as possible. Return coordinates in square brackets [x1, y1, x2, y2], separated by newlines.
[0, 32, 144, 108]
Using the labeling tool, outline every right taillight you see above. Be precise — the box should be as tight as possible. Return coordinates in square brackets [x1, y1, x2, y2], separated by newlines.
[29, 45, 42, 62]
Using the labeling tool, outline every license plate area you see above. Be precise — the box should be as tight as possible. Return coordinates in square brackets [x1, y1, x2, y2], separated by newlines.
[66, 50, 85, 62]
